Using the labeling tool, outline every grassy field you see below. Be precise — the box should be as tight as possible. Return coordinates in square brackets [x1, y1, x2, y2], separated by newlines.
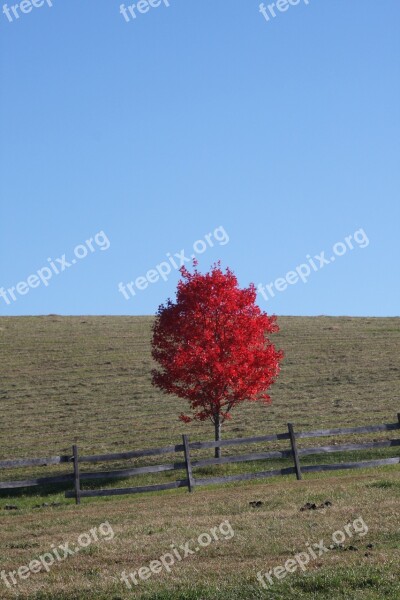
[1, 315, 399, 458]
[0, 315, 399, 599]
[0, 469, 399, 599]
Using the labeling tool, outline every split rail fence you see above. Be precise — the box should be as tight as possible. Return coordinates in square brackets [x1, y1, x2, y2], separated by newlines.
[0, 414, 399, 504]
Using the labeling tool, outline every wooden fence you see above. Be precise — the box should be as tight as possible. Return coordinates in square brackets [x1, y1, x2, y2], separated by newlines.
[0, 414, 399, 504]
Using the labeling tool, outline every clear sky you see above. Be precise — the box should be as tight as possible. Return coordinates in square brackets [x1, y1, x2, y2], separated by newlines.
[1, 0, 399, 316]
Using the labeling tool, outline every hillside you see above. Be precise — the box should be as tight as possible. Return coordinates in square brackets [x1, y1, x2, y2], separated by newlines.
[1, 316, 400, 600]
[0, 316, 399, 460]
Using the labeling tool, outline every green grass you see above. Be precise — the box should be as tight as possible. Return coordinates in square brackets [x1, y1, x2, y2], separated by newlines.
[0, 468, 399, 599]
[1, 315, 399, 500]
[0, 316, 399, 599]
[13, 565, 400, 599]
[0, 316, 399, 460]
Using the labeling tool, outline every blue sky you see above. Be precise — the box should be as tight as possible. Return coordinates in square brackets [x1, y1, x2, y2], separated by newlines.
[0, 0, 399, 316]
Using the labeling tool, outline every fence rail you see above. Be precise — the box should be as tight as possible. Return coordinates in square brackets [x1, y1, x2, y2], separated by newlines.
[0, 414, 399, 503]
[0, 456, 71, 470]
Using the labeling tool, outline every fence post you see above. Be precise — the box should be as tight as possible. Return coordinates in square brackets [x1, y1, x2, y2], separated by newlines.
[288, 423, 302, 480]
[72, 444, 81, 505]
[182, 435, 195, 493]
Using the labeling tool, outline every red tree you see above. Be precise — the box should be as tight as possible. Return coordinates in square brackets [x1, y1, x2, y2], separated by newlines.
[151, 263, 283, 457]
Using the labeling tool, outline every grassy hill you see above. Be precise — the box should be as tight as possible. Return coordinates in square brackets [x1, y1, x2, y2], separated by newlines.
[0, 316, 399, 600]
[0, 316, 399, 459]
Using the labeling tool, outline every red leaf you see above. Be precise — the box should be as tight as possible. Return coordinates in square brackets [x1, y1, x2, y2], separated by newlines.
[151, 263, 283, 428]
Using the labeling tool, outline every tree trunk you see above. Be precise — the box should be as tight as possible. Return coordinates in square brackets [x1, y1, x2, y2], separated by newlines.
[214, 417, 221, 459]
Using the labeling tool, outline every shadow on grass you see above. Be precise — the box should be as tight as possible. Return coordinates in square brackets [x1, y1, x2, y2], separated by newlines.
[0, 481, 74, 499]
[0, 476, 134, 501]
[1, 447, 398, 502]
